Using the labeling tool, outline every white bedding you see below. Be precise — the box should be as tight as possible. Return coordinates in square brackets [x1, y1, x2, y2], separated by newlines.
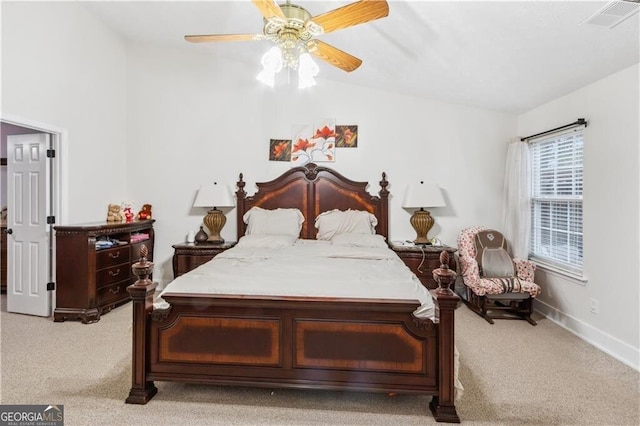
[158, 239, 435, 319]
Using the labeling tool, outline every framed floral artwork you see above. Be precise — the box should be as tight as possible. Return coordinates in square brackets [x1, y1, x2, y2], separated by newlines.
[336, 125, 358, 147]
[269, 139, 291, 161]
[291, 119, 336, 166]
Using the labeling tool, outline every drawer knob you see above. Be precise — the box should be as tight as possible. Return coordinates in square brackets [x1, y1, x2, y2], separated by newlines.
[108, 269, 120, 277]
[109, 286, 120, 294]
[109, 252, 120, 259]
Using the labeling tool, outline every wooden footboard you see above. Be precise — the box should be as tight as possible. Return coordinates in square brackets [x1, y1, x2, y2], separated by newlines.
[126, 280, 460, 422]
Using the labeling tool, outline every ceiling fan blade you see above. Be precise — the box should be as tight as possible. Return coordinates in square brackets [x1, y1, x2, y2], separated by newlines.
[252, 0, 286, 20]
[311, 0, 389, 34]
[185, 34, 262, 43]
[308, 40, 362, 73]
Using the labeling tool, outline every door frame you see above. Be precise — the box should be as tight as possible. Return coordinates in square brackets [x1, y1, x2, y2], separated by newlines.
[1, 113, 67, 312]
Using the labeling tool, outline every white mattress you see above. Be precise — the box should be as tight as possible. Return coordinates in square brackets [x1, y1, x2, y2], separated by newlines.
[158, 239, 435, 319]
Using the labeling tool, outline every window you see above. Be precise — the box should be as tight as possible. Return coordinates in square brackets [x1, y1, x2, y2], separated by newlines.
[529, 129, 583, 275]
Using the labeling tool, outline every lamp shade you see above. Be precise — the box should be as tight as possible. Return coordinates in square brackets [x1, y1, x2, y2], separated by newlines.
[193, 182, 235, 209]
[402, 181, 446, 209]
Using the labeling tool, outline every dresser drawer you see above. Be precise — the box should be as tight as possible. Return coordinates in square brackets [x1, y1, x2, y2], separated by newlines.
[96, 262, 130, 287]
[98, 279, 129, 306]
[96, 246, 131, 269]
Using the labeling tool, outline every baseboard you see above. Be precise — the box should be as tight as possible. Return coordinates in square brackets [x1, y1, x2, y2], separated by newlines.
[535, 300, 639, 371]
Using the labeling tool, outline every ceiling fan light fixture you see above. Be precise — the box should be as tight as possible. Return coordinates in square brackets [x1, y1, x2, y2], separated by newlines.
[190, 1, 389, 87]
[256, 46, 283, 87]
[298, 52, 319, 89]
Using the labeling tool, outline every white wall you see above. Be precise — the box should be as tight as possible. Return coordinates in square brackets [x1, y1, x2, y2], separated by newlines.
[3, 0, 636, 372]
[518, 64, 640, 369]
[1, 1, 129, 223]
[125, 43, 516, 284]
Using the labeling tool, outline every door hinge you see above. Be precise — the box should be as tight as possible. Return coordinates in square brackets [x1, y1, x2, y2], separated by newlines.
[47, 149, 56, 158]
[47, 216, 56, 225]
[47, 282, 55, 291]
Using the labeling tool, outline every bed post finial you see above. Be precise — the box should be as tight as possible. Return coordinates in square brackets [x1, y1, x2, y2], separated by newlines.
[236, 172, 246, 241]
[432, 251, 456, 294]
[380, 172, 389, 196]
[237, 172, 246, 196]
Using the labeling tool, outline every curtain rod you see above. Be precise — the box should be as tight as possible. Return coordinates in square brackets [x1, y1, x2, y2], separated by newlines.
[521, 118, 588, 142]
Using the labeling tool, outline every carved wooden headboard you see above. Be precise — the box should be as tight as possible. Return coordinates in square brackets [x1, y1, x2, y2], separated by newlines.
[236, 163, 389, 240]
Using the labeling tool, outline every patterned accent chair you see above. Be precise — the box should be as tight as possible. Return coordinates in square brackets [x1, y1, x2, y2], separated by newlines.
[457, 226, 541, 325]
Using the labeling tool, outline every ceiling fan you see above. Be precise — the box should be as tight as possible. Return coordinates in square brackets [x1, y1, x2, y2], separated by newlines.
[184, 0, 389, 85]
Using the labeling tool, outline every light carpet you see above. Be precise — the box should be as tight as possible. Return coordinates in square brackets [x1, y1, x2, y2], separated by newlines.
[1, 295, 638, 425]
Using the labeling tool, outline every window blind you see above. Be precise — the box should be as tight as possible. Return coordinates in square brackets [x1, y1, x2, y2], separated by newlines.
[529, 130, 584, 273]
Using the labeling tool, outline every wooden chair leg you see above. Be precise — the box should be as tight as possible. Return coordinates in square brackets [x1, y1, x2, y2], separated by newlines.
[479, 296, 495, 324]
[464, 293, 495, 324]
[523, 298, 537, 326]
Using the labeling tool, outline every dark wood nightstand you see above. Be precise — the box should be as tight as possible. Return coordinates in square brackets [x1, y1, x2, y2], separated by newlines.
[172, 241, 237, 278]
[390, 242, 457, 290]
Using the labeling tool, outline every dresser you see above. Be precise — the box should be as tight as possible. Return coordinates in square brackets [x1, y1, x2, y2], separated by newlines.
[172, 241, 236, 278]
[389, 242, 457, 290]
[53, 220, 155, 323]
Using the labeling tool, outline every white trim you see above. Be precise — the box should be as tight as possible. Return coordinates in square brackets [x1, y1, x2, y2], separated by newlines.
[0, 113, 68, 225]
[532, 259, 588, 284]
[0, 113, 69, 313]
[535, 300, 639, 371]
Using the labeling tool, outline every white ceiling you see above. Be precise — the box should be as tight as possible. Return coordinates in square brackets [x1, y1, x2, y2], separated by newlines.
[83, 0, 639, 113]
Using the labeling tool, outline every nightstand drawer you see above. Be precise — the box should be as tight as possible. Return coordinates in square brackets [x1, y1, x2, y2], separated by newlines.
[400, 256, 442, 281]
[391, 244, 457, 290]
[172, 241, 237, 278]
[96, 246, 131, 269]
[175, 255, 215, 277]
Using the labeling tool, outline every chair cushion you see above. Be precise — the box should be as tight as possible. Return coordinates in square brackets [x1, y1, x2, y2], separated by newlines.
[476, 230, 516, 278]
[481, 247, 515, 278]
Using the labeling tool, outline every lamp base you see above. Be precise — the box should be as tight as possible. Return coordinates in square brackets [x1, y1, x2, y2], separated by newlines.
[410, 208, 435, 245]
[203, 208, 227, 244]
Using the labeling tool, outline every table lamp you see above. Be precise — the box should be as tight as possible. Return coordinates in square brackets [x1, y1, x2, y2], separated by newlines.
[193, 182, 235, 243]
[402, 181, 446, 245]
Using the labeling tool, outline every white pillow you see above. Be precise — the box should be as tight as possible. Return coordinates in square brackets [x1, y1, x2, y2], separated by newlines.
[243, 207, 304, 237]
[314, 209, 378, 241]
[331, 233, 388, 248]
[236, 234, 297, 249]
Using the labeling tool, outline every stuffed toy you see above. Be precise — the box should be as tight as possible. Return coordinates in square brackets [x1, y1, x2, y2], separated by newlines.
[106, 204, 124, 222]
[122, 202, 134, 223]
[137, 204, 152, 220]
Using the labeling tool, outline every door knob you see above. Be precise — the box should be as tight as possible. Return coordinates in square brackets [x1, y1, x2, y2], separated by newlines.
[4, 228, 12, 234]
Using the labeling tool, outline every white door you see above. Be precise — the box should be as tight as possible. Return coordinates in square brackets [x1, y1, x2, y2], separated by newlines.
[7, 133, 50, 316]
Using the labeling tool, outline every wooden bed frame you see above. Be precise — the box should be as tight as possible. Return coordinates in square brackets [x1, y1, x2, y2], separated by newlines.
[126, 163, 460, 423]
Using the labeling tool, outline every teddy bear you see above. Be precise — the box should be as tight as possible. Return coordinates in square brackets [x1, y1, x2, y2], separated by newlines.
[106, 204, 124, 222]
[137, 204, 152, 221]
[122, 202, 134, 223]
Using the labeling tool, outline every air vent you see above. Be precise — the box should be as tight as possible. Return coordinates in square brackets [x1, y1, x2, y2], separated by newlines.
[582, 0, 640, 28]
